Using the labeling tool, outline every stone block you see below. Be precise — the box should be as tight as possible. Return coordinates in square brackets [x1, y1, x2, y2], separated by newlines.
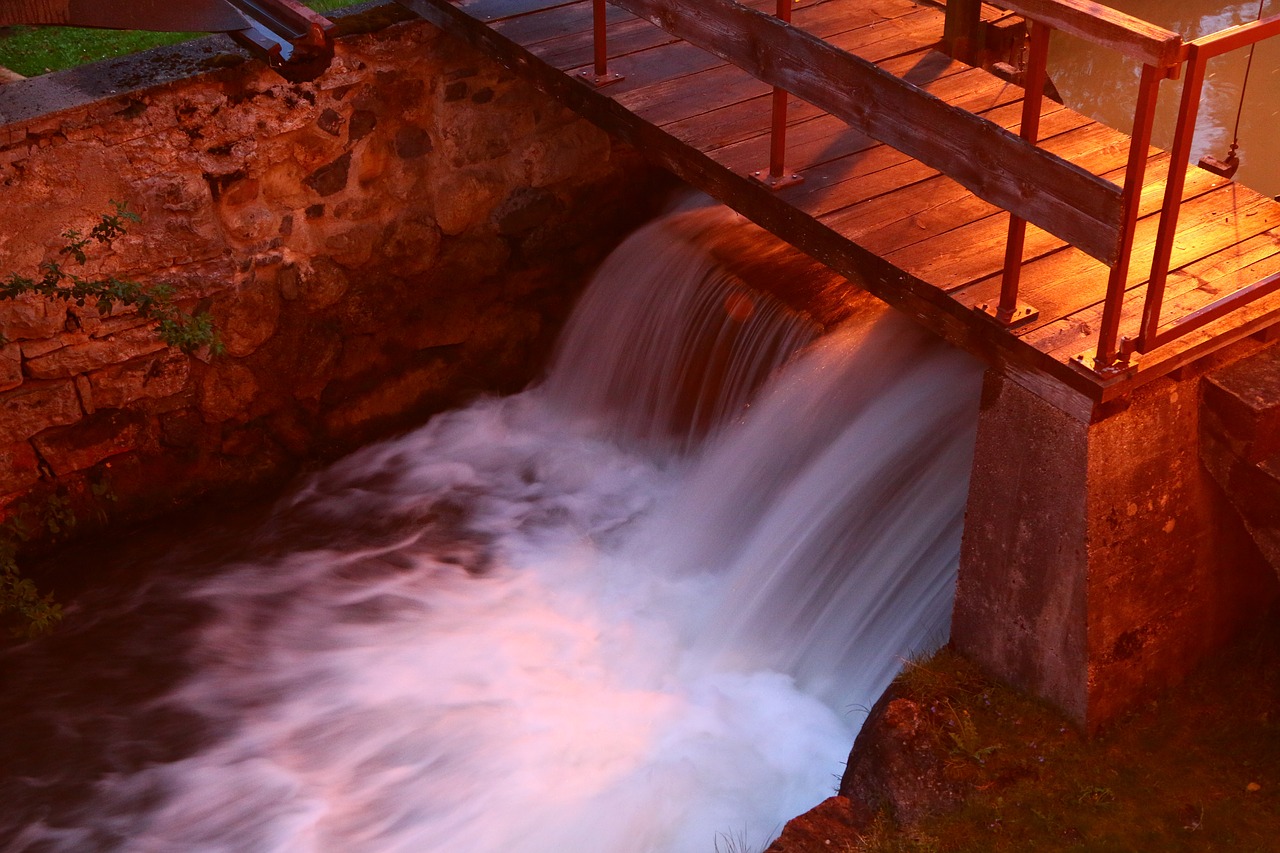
[24, 327, 168, 380]
[217, 201, 279, 245]
[434, 168, 505, 236]
[0, 343, 21, 392]
[88, 351, 191, 410]
[323, 359, 448, 438]
[304, 151, 352, 197]
[515, 120, 611, 189]
[383, 216, 443, 276]
[31, 409, 146, 476]
[0, 380, 83, 444]
[214, 280, 281, 358]
[0, 441, 41, 498]
[325, 224, 382, 268]
[199, 360, 260, 423]
[1203, 343, 1280, 463]
[494, 187, 566, 236]
[0, 296, 64, 341]
[297, 257, 350, 311]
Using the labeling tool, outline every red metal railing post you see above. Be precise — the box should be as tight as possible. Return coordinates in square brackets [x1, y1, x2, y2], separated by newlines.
[1134, 46, 1208, 353]
[985, 19, 1049, 328]
[1091, 61, 1164, 367]
[578, 0, 624, 87]
[751, 0, 802, 189]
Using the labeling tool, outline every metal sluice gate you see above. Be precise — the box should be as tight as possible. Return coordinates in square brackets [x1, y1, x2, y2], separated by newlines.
[0, 0, 336, 80]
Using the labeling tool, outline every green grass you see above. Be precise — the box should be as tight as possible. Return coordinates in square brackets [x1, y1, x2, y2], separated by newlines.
[840, 631, 1280, 852]
[0, 0, 367, 77]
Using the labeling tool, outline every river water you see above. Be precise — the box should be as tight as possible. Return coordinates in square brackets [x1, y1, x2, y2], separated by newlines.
[1049, 0, 1280, 197]
[1, 204, 981, 852]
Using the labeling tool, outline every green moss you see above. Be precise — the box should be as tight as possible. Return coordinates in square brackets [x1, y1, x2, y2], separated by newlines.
[849, 631, 1280, 852]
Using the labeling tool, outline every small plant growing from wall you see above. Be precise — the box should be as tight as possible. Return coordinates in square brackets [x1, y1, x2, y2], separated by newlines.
[0, 202, 222, 638]
[0, 200, 222, 354]
[0, 529, 62, 639]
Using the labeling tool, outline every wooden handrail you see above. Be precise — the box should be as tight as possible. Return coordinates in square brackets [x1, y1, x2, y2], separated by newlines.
[612, 0, 1125, 264]
[996, 0, 1183, 67]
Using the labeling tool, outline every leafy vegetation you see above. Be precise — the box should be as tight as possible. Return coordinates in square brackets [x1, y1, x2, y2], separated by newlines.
[0, 203, 220, 637]
[0, 536, 62, 639]
[0, 200, 222, 355]
[0, 0, 365, 77]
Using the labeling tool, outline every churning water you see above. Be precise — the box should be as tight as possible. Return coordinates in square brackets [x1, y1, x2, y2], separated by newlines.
[1, 205, 981, 852]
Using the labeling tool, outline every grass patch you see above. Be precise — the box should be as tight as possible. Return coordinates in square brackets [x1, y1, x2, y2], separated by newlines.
[0, 0, 367, 77]
[841, 624, 1280, 852]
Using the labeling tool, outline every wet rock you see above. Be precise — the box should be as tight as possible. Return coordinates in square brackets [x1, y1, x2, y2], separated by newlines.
[348, 109, 377, 141]
[24, 328, 167, 381]
[0, 296, 64, 341]
[323, 360, 449, 439]
[0, 380, 83, 444]
[304, 151, 352, 197]
[495, 187, 565, 236]
[88, 351, 191, 410]
[214, 279, 281, 358]
[516, 121, 611, 188]
[764, 796, 866, 853]
[435, 168, 505, 235]
[839, 694, 966, 826]
[31, 409, 146, 476]
[0, 342, 21, 392]
[317, 108, 344, 136]
[393, 125, 433, 158]
[0, 441, 40, 497]
[199, 361, 259, 424]
[298, 257, 351, 311]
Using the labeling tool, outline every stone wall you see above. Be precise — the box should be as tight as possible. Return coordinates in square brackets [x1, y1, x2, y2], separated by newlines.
[0, 6, 671, 536]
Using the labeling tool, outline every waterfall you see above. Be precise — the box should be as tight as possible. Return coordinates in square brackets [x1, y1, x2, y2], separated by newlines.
[0, 204, 982, 853]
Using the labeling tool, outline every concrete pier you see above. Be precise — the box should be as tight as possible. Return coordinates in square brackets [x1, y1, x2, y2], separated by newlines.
[954, 359, 1279, 729]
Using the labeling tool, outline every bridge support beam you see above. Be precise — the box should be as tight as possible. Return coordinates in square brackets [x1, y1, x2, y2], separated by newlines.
[952, 369, 1278, 731]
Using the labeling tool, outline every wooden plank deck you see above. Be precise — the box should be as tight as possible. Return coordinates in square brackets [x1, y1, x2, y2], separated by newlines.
[398, 0, 1280, 408]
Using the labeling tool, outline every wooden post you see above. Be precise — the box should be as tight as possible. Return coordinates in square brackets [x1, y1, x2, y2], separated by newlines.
[944, 0, 984, 64]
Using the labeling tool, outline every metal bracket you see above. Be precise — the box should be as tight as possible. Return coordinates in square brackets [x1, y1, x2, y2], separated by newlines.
[576, 69, 625, 87]
[226, 0, 335, 82]
[974, 300, 1039, 329]
[750, 170, 804, 190]
[1070, 350, 1136, 377]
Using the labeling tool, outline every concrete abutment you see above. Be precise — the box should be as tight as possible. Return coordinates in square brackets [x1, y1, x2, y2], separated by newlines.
[954, 364, 1280, 730]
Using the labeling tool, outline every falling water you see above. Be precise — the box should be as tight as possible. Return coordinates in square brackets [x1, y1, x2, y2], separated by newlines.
[1, 205, 982, 853]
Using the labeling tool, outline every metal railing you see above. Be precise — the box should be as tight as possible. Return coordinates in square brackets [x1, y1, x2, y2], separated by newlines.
[1125, 11, 1280, 362]
[581, 0, 1280, 373]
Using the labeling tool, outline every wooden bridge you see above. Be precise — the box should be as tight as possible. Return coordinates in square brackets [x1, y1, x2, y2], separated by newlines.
[397, 0, 1280, 413]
